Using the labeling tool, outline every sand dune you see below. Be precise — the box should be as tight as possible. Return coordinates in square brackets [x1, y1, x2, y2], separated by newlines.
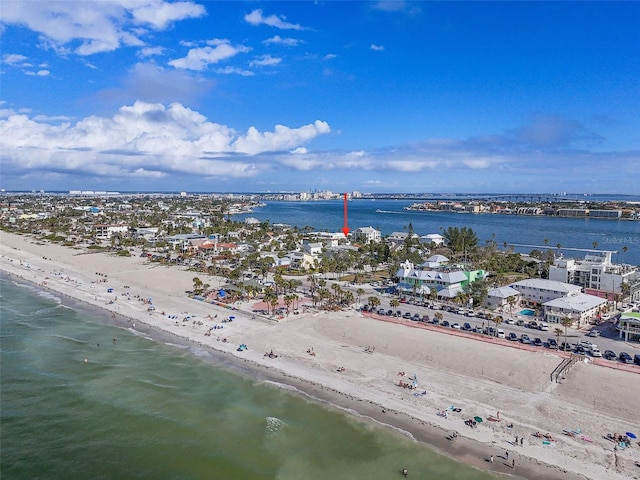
[2, 231, 639, 480]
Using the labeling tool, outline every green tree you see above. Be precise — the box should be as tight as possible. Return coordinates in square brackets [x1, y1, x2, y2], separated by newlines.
[554, 327, 563, 348]
[561, 316, 573, 351]
[442, 226, 478, 258]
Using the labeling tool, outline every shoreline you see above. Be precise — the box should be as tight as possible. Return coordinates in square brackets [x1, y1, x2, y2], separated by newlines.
[2, 231, 639, 480]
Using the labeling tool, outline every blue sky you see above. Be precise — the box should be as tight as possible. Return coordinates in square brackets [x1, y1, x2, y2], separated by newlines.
[1, 1, 639, 194]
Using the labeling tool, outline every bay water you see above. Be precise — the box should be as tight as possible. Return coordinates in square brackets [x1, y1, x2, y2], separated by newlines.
[237, 199, 640, 266]
[0, 276, 497, 480]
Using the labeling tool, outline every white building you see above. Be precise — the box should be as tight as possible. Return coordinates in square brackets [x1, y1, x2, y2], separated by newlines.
[353, 226, 381, 244]
[420, 233, 446, 246]
[543, 293, 607, 328]
[549, 251, 640, 302]
[94, 224, 129, 240]
[617, 312, 640, 342]
[485, 286, 522, 311]
[509, 278, 582, 305]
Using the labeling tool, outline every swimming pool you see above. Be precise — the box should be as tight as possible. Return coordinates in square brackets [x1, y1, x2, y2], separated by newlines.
[520, 309, 536, 316]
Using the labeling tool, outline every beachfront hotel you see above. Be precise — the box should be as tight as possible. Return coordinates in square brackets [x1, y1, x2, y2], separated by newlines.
[549, 251, 640, 303]
[508, 278, 608, 327]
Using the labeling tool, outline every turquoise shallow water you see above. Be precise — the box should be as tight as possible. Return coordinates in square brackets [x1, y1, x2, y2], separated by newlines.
[0, 275, 497, 480]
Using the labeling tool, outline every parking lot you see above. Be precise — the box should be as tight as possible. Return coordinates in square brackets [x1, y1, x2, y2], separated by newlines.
[360, 298, 640, 367]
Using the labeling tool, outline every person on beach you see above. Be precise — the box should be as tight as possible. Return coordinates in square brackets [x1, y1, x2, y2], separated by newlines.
[520, 437, 523, 446]
[402, 468, 408, 477]
[490, 455, 493, 463]
[512, 459, 515, 468]
[505, 451, 509, 460]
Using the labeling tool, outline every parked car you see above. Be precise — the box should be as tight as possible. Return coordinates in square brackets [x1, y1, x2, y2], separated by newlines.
[386, 309, 393, 316]
[507, 332, 518, 341]
[412, 313, 421, 321]
[451, 323, 461, 329]
[496, 329, 506, 339]
[527, 321, 538, 329]
[547, 338, 558, 349]
[574, 345, 586, 354]
[578, 340, 595, 349]
[533, 337, 543, 347]
[377, 308, 386, 315]
[520, 334, 531, 344]
[361, 305, 370, 312]
[515, 319, 525, 326]
[634, 354, 640, 366]
[505, 318, 515, 325]
[619, 352, 633, 364]
[432, 317, 440, 325]
[441, 320, 450, 328]
[589, 346, 603, 357]
[462, 322, 472, 331]
[421, 314, 430, 322]
[559, 342, 571, 352]
[539, 322, 549, 331]
[587, 330, 601, 337]
[403, 312, 412, 319]
[603, 350, 616, 360]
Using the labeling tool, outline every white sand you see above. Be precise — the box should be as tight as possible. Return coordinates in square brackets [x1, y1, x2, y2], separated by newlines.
[2, 231, 639, 480]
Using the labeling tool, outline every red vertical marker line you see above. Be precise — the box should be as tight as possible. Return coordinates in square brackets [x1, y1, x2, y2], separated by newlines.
[342, 193, 350, 236]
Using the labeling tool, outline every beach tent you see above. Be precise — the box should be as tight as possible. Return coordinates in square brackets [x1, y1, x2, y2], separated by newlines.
[218, 290, 226, 298]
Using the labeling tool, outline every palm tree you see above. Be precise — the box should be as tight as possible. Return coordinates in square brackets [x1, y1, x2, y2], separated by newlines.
[368, 296, 381, 310]
[430, 287, 438, 304]
[390, 298, 400, 310]
[494, 315, 503, 336]
[554, 327, 563, 348]
[561, 316, 573, 351]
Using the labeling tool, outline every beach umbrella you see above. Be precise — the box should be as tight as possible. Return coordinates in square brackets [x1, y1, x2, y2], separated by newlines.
[474, 416, 483, 423]
[626, 432, 636, 439]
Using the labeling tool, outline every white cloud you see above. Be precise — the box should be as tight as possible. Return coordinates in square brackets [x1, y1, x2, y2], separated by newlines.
[249, 55, 282, 67]
[0, 101, 331, 179]
[215, 66, 255, 76]
[25, 69, 50, 76]
[0, 1, 205, 56]
[2, 53, 28, 66]
[370, 44, 385, 51]
[263, 35, 301, 46]
[169, 39, 251, 71]
[244, 9, 304, 30]
[137, 46, 165, 58]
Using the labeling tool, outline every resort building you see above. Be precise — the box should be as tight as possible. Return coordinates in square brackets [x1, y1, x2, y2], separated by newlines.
[549, 251, 640, 302]
[509, 278, 582, 305]
[617, 312, 640, 342]
[395, 260, 485, 299]
[542, 293, 608, 328]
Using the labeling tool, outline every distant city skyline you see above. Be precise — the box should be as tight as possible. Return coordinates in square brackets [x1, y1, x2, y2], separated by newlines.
[1, 1, 639, 194]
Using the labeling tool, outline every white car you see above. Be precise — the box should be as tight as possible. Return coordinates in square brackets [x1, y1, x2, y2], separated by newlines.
[539, 322, 549, 331]
[496, 329, 506, 339]
[587, 330, 601, 337]
[589, 346, 603, 357]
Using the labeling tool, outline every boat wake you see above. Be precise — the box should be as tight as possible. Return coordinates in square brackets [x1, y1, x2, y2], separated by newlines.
[375, 209, 408, 215]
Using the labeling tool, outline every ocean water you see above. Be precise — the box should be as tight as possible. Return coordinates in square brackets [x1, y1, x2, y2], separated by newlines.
[236, 199, 640, 266]
[0, 276, 497, 480]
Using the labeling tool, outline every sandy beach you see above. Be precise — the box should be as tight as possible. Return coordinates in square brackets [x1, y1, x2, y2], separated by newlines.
[2, 231, 639, 480]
